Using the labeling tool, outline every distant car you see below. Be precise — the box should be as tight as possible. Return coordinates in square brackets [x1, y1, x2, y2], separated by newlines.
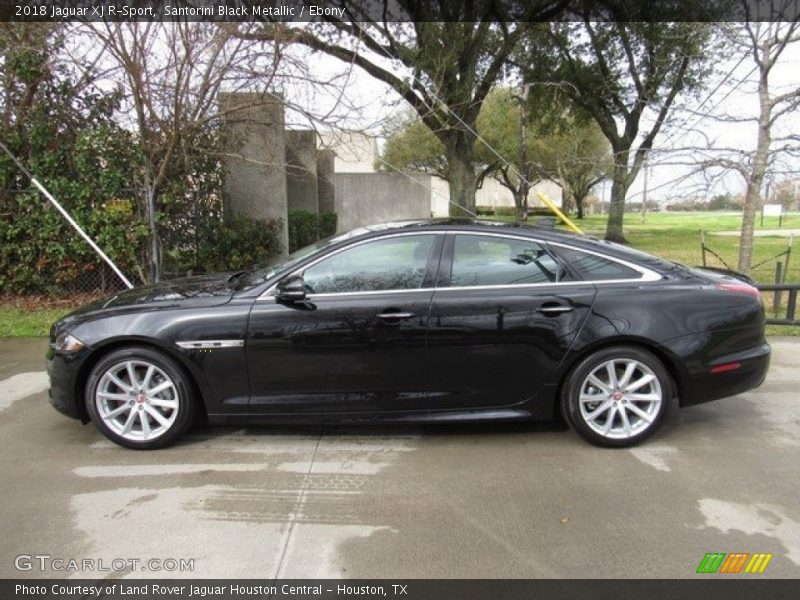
[47, 220, 770, 449]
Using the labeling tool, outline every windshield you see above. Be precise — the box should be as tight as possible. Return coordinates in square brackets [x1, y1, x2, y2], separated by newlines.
[234, 226, 373, 290]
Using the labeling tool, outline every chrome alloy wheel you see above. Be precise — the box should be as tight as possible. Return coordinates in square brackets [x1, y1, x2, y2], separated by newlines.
[95, 360, 179, 442]
[578, 358, 663, 440]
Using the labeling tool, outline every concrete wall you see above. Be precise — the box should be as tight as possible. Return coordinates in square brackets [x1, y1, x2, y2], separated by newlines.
[285, 129, 319, 213]
[320, 130, 378, 173]
[334, 173, 432, 232]
[431, 176, 564, 217]
[219, 92, 288, 252]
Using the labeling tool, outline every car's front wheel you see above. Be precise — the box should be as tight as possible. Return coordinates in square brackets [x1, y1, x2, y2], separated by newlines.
[85, 347, 195, 449]
[560, 346, 673, 448]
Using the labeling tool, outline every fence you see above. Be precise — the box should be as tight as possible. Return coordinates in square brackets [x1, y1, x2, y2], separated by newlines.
[700, 230, 798, 286]
[757, 283, 800, 326]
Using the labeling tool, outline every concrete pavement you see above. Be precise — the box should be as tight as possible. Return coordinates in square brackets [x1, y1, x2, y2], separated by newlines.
[0, 337, 798, 579]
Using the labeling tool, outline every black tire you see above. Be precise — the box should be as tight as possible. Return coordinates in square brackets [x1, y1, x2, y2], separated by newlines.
[85, 346, 195, 449]
[560, 346, 673, 448]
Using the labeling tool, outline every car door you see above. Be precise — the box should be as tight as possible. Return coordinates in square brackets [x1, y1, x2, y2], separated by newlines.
[246, 233, 443, 414]
[425, 232, 597, 411]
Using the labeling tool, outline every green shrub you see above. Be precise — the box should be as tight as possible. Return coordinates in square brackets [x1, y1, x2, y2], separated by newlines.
[193, 215, 283, 273]
[288, 210, 338, 252]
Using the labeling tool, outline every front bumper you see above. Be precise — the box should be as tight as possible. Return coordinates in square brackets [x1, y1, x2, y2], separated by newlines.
[46, 347, 90, 422]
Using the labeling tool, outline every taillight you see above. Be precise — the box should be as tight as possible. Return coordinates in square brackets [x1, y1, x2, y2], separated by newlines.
[715, 283, 761, 299]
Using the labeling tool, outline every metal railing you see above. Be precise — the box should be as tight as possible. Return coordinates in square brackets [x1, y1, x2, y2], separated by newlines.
[757, 283, 800, 325]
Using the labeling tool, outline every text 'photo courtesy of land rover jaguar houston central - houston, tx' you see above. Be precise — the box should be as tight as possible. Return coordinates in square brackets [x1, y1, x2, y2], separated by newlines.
[46, 220, 770, 449]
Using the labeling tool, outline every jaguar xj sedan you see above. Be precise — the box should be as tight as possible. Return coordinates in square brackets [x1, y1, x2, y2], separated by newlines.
[47, 220, 770, 449]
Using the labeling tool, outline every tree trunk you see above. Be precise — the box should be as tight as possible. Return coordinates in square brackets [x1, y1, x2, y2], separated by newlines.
[145, 182, 160, 283]
[605, 161, 630, 243]
[445, 135, 478, 217]
[575, 194, 585, 219]
[738, 71, 772, 275]
[513, 190, 525, 221]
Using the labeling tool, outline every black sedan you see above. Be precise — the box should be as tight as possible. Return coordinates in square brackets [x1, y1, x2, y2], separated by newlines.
[47, 220, 770, 449]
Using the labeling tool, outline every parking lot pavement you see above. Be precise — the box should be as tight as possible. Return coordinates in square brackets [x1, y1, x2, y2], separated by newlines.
[0, 337, 798, 580]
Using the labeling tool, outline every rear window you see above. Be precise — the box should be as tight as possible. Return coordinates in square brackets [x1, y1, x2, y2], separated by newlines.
[554, 246, 643, 281]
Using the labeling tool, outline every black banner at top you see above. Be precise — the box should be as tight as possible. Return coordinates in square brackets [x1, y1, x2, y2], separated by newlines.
[0, 0, 798, 23]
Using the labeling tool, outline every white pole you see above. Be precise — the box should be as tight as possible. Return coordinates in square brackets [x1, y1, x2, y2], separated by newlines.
[1, 142, 134, 289]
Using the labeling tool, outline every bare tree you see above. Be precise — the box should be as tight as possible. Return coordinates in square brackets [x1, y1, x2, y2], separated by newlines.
[723, 13, 800, 273]
[238, 1, 567, 215]
[88, 22, 285, 282]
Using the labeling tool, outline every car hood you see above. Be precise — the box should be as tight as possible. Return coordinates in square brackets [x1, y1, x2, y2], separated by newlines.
[55, 273, 237, 332]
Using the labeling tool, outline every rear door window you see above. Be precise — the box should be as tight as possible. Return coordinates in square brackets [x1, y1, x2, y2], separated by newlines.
[449, 235, 566, 287]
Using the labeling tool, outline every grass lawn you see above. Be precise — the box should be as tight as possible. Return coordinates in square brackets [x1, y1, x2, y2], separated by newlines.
[0, 306, 71, 337]
[1, 211, 798, 337]
[572, 211, 799, 284]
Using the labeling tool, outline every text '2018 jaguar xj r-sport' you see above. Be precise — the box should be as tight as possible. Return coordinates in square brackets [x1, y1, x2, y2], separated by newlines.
[47, 220, 770, 449]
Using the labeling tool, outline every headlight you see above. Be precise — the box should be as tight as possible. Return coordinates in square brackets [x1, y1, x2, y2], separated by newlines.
[54, 332, 86, 353]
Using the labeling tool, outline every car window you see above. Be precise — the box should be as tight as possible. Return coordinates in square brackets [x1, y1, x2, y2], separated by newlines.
[303, 235, 435, 294]
[450, 235, 565, 287]
[554, 246, 643, 281]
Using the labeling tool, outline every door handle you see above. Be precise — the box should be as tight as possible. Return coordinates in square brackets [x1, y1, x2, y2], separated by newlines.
[376, 311, 415, 323]
[536, 304, 574, 314]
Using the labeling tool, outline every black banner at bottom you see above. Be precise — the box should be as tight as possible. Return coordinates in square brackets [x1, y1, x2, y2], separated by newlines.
[3, 579, 799, 600]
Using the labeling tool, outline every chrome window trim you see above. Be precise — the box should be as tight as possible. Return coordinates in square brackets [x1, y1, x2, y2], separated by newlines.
[257, 229, 662, 301]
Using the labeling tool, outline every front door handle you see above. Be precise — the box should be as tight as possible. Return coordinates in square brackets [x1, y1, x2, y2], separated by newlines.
[376, 311, 415, 323]
[536, 304, 574, 314]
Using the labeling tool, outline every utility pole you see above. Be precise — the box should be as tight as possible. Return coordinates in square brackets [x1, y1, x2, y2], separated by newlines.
[518, 83, 532, 222]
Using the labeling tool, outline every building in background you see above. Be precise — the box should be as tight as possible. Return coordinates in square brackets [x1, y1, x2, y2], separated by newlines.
[221, 92, 563, 235]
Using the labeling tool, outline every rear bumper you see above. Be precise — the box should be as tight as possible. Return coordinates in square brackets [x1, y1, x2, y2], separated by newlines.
[679, 341, 771, 406]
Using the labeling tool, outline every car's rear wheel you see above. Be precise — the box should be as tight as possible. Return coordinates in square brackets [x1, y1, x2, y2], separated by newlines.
[85, 347, 195, 449]
[560, 346, 672, 448]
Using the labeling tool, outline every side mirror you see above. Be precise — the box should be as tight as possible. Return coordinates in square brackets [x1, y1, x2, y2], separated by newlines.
[277, 275, 307, 302]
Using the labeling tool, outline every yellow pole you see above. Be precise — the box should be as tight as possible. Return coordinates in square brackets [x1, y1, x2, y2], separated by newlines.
[535, 191, 584, 235]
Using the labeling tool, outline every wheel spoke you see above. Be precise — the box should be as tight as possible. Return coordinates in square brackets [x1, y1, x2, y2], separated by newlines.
[585, 400, 613, 422]
[107, 373, 133, 393]
[587, 374, 612, 394]
[628, 392, 661, 403]
[619, 406, 633, 437]
[602, 405, 617, 435]
[140, 410, 151, 439]
[625, 374, 655, 393]
[619, 362, 637, 388]
[98, 392, 130, 401]
[605, 361, 618, 388]
[105, 403, 131, 419]
[126, 361, 138, 388]
[579, 393, 606, 405]
[144, 405, 170, 427]
[148, 380, 173, 396]
[149, 397, 178, 409]
[121, 409, 137, 434]
[626, 402, 654, 423]
[142, 366, 155, 390]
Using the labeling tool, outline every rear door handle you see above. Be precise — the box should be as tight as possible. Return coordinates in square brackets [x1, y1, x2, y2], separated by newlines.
[376, 311, 415, 323]
[536, 304, 574, 314]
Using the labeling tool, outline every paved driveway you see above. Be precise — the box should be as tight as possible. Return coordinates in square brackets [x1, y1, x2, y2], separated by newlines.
[0, 337, 798, 579]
